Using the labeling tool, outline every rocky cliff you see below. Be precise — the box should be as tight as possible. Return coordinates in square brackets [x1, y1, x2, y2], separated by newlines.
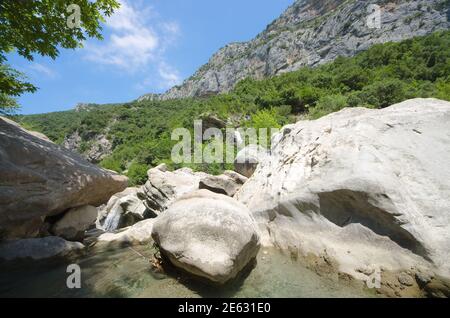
[236, 98, 450, 287]
[139, 0, 450, 101]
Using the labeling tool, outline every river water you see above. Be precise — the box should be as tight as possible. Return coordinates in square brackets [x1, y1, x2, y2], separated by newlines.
[0, 245, 378, 298]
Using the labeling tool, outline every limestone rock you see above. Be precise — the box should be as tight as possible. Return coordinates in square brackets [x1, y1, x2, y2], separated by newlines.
[52, 205, 98, 241]
[0, 237, 84, 261]
[236, 98, 450, 280]
[234, 145, 268, 178]
[152, 190, 260, 284]
[199, 170, 248, 197]
[97, 219, 156, 247]
[0, 117, 128, 239]
[63, 131, 112, 164]
[142, 164, 207, 215]
[398, 272, 415, 287]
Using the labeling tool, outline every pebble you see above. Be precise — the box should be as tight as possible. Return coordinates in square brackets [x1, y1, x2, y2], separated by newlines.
[398, 272, 414, 287]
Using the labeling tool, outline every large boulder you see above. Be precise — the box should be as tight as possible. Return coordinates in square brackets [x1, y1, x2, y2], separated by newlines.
[0, 117, 128, 239]
[199, 170, 248, 197]
[152, 190, 260, 285]
[236, 98, 450, 280]
[234, 145, 268, 178]
[98, 187, 149, 232]
[0, 237, 84, 261]
[51, 205, 98, 241]
[142, 164, 207, 215]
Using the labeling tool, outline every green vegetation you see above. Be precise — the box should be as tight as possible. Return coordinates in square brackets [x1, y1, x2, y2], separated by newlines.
[0, 0, 120, 114]
[15, 31, 450, 185]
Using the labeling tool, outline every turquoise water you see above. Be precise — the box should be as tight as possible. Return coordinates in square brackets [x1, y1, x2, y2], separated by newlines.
[0, 245, 377, 298]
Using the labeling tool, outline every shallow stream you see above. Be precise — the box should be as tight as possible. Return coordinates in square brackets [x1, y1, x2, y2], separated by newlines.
[0, 245, 378, 298]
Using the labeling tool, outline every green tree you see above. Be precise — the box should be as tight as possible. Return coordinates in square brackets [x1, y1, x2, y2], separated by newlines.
[309, 94, 349, 119]
[0, 0, 120, 114]
[127, 162, 149, 186]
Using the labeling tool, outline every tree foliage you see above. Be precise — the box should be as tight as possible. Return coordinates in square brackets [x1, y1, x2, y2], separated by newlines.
[0, 0, 120, 113]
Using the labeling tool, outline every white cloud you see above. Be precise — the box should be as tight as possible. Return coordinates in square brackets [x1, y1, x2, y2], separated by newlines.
[157, 62, 182, 89]
[84, 0, 181, 89]
[84, 0, 158, 70]
[135, 62, 181, 92]
[161, 21, 181, 38]
[28, 63, 58, 79]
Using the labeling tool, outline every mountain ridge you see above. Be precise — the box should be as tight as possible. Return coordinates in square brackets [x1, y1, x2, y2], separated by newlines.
[138, 0, 450, 102]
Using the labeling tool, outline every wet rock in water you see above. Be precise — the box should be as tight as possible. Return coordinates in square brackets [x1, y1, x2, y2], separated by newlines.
[424, 279, 450, 298]
[97, 219, 156, 247]
[52, 205, 98, 241]
[234, 145, 268, 178]
[152, 190, 260, 285]
[236, 98, 450, 283]
[199, 170, 248, 197]
[0, 116, 128, 239]
[415, 271, 433, 287]
[0, 237, 84, 261]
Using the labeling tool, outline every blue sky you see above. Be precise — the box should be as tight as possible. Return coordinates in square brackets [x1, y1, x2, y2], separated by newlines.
[8, 0, 294, 115]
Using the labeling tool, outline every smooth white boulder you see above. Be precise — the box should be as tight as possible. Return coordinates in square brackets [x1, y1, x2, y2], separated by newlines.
[152, 190, 260, 284]
[97, 219, 156, 247]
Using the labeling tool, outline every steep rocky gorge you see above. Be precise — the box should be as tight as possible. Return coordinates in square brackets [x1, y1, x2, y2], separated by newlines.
[139, 0, 450, 101]
[1, 98, 450, 297]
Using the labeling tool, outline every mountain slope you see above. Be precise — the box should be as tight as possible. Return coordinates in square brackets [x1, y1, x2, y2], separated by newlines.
[18, 31, 450, 185]
[139, 0, 449, 101]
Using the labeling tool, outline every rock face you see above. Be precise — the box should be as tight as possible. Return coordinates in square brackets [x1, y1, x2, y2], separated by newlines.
[142, 164, 207, 216]
[199, 171, 248, 197]
[98, 187, 149, 232]
[138, 0, 450, 101]
[234, 145, 268, 178]
[236, 98, 450, 280]
[52, 205, 98, 241]
[0, 237, 84, 261]
[0, 117, 128, 239]
[152, 190, 260, 284]
[63, 131, 112, 164]
[97, 219, 156, 247]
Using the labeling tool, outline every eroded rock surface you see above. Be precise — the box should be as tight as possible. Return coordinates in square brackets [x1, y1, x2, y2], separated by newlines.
[142, 164, 207, 216]
[0, 117, 128, 239]
[236, 98, 450, 280]
[199, 170, 248, 197]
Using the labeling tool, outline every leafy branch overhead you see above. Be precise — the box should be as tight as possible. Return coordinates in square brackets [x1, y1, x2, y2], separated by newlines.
[0, 0, 120, 113]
